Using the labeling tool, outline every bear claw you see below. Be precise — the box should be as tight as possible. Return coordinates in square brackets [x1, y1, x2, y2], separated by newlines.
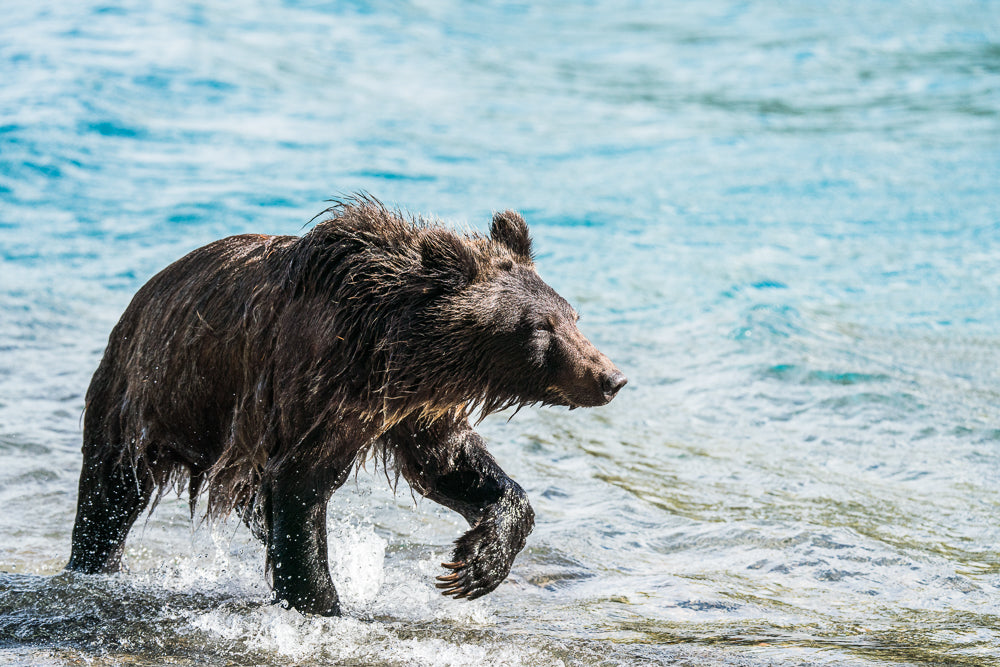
[435, 560, 489, 599]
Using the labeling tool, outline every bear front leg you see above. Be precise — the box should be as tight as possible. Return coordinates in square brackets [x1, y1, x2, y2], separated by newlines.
[437, 478, 534, 600]
[389, 418, 535, 600]
[265, 474, 342, 616]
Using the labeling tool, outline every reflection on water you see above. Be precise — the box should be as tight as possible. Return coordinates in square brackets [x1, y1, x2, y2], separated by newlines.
[2, 0, 999, 665]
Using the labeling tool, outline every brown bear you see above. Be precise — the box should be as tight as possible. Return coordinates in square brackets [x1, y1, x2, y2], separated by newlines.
[67, 196, 626, 615]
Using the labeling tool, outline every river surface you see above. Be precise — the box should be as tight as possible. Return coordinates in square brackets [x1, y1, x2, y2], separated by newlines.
[2, 1, 999, 665]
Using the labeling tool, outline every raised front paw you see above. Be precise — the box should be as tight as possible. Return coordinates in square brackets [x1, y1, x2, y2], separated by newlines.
[435, 523, 510, 600]
[435, 493, 534, 601]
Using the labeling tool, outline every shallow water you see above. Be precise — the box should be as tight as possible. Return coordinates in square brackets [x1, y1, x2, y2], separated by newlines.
[2, 1, 999, 665]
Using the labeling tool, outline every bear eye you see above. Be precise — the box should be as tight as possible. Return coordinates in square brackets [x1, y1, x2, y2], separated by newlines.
[537, 316, 556, 332]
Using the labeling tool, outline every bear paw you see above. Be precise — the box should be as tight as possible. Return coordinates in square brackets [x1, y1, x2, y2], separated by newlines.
[434, 512, 527, 600]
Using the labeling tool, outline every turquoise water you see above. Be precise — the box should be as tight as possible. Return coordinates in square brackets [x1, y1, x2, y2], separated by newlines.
[2, 1, 999, 664]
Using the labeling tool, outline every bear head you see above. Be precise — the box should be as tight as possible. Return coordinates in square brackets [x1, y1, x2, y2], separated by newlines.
[420, 210, 627, 413]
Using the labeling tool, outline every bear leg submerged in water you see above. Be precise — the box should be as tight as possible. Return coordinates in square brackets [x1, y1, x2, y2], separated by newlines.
[67, 197, 626, 615]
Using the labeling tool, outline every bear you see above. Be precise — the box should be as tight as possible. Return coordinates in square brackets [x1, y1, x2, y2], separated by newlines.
[67, 195, 626, 615]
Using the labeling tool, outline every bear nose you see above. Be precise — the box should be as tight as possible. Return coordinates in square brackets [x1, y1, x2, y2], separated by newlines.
[601, 371, 628, 399]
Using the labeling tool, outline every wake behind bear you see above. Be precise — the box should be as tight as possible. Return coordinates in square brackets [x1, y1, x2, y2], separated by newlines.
[67, 197, 626, 615]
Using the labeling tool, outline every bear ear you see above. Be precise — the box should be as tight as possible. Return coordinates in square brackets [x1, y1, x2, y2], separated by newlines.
[419, 230, 479, 290]
[490, 210, 533, 260]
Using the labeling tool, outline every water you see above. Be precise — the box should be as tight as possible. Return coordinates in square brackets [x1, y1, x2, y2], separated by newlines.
[1, 0, 999, 664]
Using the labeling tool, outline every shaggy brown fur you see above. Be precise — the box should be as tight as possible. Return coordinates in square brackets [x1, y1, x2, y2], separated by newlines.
[67, 196, 626, 615]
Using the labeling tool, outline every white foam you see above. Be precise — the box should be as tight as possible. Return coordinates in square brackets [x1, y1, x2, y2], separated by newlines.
[326, 520, 387, 612]
[370, 555, 495, 625]
[189, 606, 560, 666]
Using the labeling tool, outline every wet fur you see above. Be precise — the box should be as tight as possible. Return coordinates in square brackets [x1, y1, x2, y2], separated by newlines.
[67, 196, 623, 614]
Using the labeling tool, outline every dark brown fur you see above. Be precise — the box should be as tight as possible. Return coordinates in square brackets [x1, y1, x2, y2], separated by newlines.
[67, 196, 626, 614]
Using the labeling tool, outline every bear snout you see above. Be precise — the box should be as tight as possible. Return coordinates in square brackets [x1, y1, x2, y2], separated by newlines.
[550, 325, 626, 408]
[600, 370, 628, 401]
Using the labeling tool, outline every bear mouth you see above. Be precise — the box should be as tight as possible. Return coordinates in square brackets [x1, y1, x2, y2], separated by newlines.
[543, 385, 610, 410]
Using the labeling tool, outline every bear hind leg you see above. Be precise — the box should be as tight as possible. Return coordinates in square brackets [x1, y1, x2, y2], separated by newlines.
[67, 444, 154, 574]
